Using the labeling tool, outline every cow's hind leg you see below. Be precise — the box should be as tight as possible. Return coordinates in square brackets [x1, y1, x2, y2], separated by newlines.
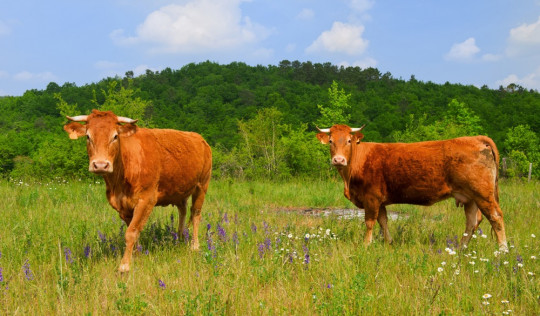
[460, 201, 478, 248]
[378, 206, 392, 244]
[176, 199, 188, 243]
[475, 197, 508, 252]
[189, 184, 208, 251]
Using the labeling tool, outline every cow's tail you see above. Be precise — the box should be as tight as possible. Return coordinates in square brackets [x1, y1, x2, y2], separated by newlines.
[479, 136, 501, 241]
[483, 136, 500, 203]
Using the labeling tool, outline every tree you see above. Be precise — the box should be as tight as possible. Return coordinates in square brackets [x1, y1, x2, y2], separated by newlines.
[237, 107, 290, 179]
[392, 99, 484, 142]
[316, 81, 351, 128]
[504, 125, 539, 178]
[92, 80, 153, 126]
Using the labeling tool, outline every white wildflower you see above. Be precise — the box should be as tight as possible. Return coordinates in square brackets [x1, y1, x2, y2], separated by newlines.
[482, 293, 492, 299]
[437, 267, 443, 273]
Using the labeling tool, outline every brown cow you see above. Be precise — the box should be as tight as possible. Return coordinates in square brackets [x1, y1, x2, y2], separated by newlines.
[316, 124, 508, 251]
[64, 110, 212, 272]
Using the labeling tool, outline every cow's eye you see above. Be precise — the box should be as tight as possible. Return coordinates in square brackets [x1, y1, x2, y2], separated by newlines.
[348, 139, 351, 144]
[329, 139, 333, 144]
[86, 135, 90, 141]
[112, 134, 118, 141]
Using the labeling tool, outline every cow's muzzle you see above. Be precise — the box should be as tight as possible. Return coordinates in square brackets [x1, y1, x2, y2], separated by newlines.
[332, 155, 347, 166]
[89, 160, 113, 173]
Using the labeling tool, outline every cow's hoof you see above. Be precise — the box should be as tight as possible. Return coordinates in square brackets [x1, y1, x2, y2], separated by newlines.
[118, 263, 130, 273]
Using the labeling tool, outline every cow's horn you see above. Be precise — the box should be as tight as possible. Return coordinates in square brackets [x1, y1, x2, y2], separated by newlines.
[350, 124, 366, 132]
[66, 115, 88, 122]
[316, 126, 331, 133]
[117, 116, 137, 124]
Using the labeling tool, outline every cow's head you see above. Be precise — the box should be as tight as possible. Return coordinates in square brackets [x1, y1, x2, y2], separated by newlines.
[63, 110, 138, 174]
[316, 124, 365, 167]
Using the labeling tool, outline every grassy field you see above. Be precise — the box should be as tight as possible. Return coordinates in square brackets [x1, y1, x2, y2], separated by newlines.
[0, 178, 538, 315]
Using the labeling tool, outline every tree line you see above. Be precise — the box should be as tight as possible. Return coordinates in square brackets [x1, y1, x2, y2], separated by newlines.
[0, 60, 538, 180]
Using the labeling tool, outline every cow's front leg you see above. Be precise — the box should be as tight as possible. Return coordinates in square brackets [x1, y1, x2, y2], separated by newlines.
[119, 196, 156, 273]
[363, 198, 381, 246]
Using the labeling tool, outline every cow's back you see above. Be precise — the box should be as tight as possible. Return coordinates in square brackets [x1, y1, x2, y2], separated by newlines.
[350, 136, 498, 205]
[121, 128, 212, 205]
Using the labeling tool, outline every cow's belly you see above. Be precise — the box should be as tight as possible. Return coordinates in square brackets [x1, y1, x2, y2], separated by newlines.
[387, 184, 452, 206]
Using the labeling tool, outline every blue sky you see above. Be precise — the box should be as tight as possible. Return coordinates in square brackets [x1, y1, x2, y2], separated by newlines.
[1, 0, 540, 96]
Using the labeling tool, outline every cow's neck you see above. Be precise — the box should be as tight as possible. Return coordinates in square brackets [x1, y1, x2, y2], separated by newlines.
[102, 150, 126, 190]
[336, 165, 352, 199]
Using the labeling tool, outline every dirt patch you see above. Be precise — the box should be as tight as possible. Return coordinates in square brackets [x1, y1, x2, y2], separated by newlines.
[278, 207, 407, 221]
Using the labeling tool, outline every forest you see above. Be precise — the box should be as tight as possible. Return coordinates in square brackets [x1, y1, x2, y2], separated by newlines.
[0, 60, 538, 180]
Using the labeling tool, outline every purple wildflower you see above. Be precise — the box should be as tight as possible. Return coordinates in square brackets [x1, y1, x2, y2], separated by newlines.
[326, 283, 333, 289]
[477, 227, 483, 236]
[158, 279, 166, 289]
[206, 223, 211, 232]
[516, 254, 523, 263]
[0, 251, 2, 259]
[0, 267, 3, 282]
[258, 243, 265, 259]
[183, 228, 190, 245]
[303, 245, 310, 265]
[137, 244, 143, 253]
[232, 232, 239, 245]
[84, 245, 91, 258]
[264, 237, 271, 250]
[23, 259, 34, 281]
[171, 231, 179, 242]
[288, 252, 294, 263]
[64, 247, 73, 264]
[98, 230, 106, 243]
[251, 223, 257, 233]
[207, 235, 215, 252]
[223, 213, 229, 224]
[217, 224, 227, 242]
[263, 221, 270, 234]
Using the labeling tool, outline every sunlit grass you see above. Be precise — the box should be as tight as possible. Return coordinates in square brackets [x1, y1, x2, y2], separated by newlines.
[0, 178, 538, 314]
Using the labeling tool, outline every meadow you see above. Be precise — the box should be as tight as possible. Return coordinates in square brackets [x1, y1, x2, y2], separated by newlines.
[0, 178, 538, 315]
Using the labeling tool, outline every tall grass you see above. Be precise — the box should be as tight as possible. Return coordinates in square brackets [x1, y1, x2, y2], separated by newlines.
[0, 178, 538, 314]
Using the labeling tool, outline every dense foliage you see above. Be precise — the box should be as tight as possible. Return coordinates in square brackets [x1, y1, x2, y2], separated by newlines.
[0, 60, 538, 179]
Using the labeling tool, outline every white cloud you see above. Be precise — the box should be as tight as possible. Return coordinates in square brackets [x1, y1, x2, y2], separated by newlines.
[112, 0, 268, 53]
[306, 22, 368, 55]
[509, 16, 540, 44]
[481, 53, 502, 62]
[507, 16, 540, 56]
[349, 0, 374, 13]
[13, 71, 56, 82]
[496, 67, 540, 91]
[445, 37, 480, 61]
[296, 8, 314, 20]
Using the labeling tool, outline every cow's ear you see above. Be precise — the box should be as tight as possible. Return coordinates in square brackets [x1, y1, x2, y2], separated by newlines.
[118, 123, 138, 137]
[353, 132, 364, 144]
[63, 122, 86, 140]
[316, 132, 330, 144]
